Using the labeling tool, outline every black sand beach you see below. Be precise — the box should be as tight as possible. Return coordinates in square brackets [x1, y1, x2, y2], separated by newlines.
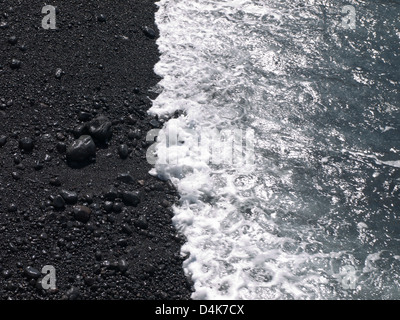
[0, 1, 192, 299]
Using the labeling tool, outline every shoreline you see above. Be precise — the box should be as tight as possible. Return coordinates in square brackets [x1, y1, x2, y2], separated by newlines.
[0, 1, 193, 299]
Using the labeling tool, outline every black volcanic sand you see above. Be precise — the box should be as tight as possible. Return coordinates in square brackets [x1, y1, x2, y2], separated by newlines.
[0, 1, 193, 299]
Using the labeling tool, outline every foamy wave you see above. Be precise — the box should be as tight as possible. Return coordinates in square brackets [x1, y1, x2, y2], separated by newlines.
[150, 0, 400, 299]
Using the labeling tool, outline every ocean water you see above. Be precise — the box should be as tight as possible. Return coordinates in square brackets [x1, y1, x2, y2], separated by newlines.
[149, 0, 400, 299]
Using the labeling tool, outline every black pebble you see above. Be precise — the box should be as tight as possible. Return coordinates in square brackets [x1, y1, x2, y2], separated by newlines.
[101, 260, 111, 268]
[19, 137, 34, 152]
[104, 187, 118, 200]
[103, 201, 113, 213]
[2, 270, 11, 279]
[0, 135, 7, 147]
[88, 115, 112, 144]
[60, 190, 78, 205]
[24, 266, 41, 279]
[97, 14, 106, 22]
[142, 26, 156, 39]
[117, 238, 128, 247]
[34, 161, 44, 171]
[55, 68, 63, 79]
[52, 195, 65, 208]
[50, 177, 61, 186]
[121, 223, 133, 235]
[118, 144, 129, 159]
[78, 111, 92, 122]
[118, 259, 128, 273]
[73, 205, 91, 223]
[117, 173, 135, 184]
[125, 114, 136, 125]
[149, 119, 160, 128]
[11, 172, 20, 180]
[122, 191, 140, 206]
[84, 277, 95, 287]
[81, 193, 93, 204]
[10, 58, 21, 69]
[8, 36, 17, 45]
[133, 87, 140, 94]
[95, 251, 102, 261]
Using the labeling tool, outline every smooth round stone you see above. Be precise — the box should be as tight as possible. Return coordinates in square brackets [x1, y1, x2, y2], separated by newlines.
[8, 36, 17, 45]
[34, 161, 44, 171]
[117, 173, 135, 184]
[49, 177, 61, 186]
[122, 191, 140, 206]
[103, 201, 113, 213]
[52, 195, 66, 208]
[142, 26, 156, 39]
[73, 205, 91, 223]
[78, 111, 92, 122]
[7, 203, 17, 212]
[55, 68, 63, 79]
[0, 135, 7, 147]
[97, 14, 106, 22]
[134, 215, 148, 229]
[104, 187, 118, 200]
[60, 190, 78, 205]
[118, 144, 129, 159]
[118, 259, 128, 273]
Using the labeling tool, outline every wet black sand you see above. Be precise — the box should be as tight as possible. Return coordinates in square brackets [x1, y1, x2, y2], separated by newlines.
[0, 1, 193, 299]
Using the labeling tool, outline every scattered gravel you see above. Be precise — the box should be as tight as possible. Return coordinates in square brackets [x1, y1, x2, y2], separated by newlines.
[0, 0, 193, 300]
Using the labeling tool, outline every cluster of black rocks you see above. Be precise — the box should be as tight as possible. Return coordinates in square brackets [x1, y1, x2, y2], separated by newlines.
[67, 115, 112, 165]
[0, 1, 193, 300]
